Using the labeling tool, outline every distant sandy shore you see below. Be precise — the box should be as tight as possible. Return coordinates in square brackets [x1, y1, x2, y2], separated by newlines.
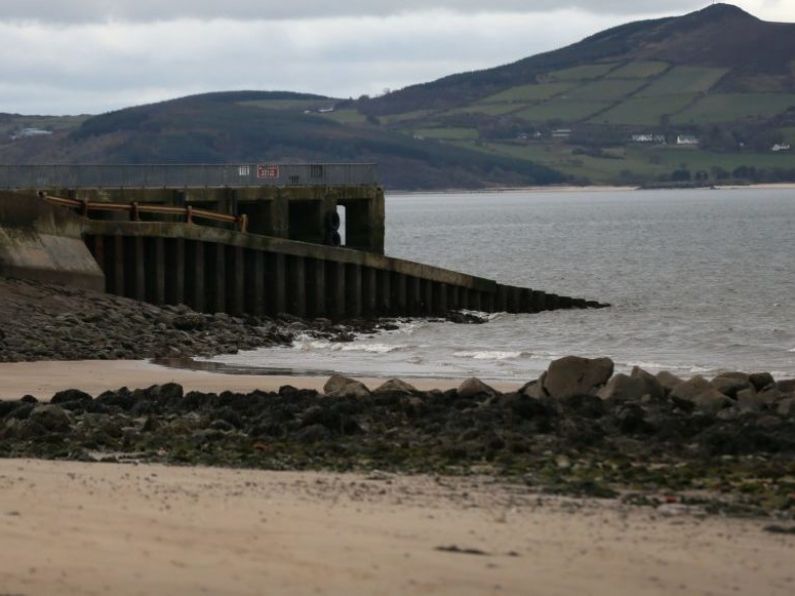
[0, 359, 523, 401]
[1, 458, 793, 595]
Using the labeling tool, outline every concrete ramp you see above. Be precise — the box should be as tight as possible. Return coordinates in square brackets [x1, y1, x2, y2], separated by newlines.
[0, 192, 104, 291]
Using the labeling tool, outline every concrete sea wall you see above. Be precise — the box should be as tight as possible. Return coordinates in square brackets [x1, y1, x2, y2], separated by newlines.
[0, 192, 104, 292]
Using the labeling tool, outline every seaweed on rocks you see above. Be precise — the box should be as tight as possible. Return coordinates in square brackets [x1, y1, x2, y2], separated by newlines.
[2, 363, 795, 517]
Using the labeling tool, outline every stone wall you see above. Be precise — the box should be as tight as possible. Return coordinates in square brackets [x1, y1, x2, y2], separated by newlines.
[0, 192, 105, 291]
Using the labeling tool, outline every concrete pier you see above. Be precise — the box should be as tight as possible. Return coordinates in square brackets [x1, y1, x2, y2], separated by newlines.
[78, 219, 607, 320]
[0, 166, 608, 319]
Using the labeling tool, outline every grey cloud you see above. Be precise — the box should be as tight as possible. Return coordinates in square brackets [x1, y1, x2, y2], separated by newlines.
[0, 11, 620, 113]
[0, 1, 704, 23]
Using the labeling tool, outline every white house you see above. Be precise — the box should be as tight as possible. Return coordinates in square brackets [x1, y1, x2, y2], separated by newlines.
[676, 135, 699, 146]
[772, 143, 791, 152]
[631, 134, 654, 143]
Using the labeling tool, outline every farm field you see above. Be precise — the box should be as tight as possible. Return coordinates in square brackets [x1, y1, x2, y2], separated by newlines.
[479, 82, 576, 104]
[672, 94, 795, 124]
[606, 61, 670, 79]
[592, 94, 696, 125]
[638, 66, 729, 96]
[516, 100, 611, 123]
[451, 139, 795, 185]
[565, 79, 648, 101]
[413, 127, 479, 141]
[546, 63, 618, 81]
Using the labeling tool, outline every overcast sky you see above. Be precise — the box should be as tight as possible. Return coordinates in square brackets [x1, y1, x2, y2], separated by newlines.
[1, 1, 793, 115]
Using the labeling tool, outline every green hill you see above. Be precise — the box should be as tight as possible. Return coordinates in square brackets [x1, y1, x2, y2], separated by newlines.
[352, 3, 795, 185]
[2, 4, 794, 188]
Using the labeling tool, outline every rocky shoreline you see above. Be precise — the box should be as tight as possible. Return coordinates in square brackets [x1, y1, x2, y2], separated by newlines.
[0, 277, 486, 363]
[1, 355, 794, 518]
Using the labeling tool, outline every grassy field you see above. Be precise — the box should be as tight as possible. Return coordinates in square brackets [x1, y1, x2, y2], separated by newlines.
[380, 110, 435, 124]
[450, 137, 795, 184]
[672, 94, 795, 124]
[516, 100, 611, 123]
[606, 61, 670, 79]
[239, 99, 333, 111]
[319, 109, 369, 125]
[478, 82, 576, 104]
[444, 103, 524, 117]
[780, 127, 795, 144]
[413, 127, 479, 141]
[638, 66, 729, 96]
[565, 79, 648, 101]
[592, 94, 696, 125]
[546, 63, 618, 81]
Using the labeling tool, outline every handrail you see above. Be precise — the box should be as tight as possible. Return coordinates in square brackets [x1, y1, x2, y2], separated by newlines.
[41, 193, 248, 233]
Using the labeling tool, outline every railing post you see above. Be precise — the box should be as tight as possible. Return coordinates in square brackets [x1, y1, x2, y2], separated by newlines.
[186, 205, 193, 225]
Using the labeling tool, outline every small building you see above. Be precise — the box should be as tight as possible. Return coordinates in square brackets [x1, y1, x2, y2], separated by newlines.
[552, 128, 571, 139]
[10, 128, 53, 141]
[676, 135, 699, 146]
[772, 143, 791, 152]
[631, 134, 654, 143]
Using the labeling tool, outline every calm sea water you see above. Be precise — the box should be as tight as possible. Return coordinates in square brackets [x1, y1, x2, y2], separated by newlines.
[207, 188, 795, 381]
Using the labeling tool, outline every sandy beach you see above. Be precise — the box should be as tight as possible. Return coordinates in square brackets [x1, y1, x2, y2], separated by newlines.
[0, 359, 522, 401]
[2, 458, 794, 596]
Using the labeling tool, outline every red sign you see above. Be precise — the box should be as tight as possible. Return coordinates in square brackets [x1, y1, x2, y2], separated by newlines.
[256, 164, 280, 179]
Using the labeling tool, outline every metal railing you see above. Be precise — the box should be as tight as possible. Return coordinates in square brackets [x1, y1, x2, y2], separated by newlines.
[0, 163, 378, 190]
[43, 194, 248, 233]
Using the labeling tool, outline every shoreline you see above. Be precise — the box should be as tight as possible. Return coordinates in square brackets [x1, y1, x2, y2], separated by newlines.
[386, 182, 795, 195]
[0, 359, 523, 401]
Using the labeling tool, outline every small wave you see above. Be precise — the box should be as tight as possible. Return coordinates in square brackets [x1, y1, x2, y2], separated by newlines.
[454, 350, 525, 361]
[621, 360, 671, 371]
[340, 343, 406, 354]
[788, 348, 795, 353]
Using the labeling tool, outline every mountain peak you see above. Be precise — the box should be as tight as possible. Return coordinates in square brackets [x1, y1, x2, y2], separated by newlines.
[687, 3, 758, 22]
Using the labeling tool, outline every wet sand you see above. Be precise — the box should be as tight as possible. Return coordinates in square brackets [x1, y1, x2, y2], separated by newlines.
[0, 360, 522, 401]
[1, 458, 793, 595]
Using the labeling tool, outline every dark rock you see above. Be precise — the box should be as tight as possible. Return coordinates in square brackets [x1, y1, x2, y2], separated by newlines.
[693, 389, 733, 415]
[630, 367, 666, 400]
[670, 376, 712, 402]
[295, 423, 331, 443]
[5, 403, 35, 420]
[520, 375, 548, 399]
[655, 371, 684, 393]
[562, 394, 605, 418]
[736, 388, 763, 413]
[597, 374, 648, 402]
[445, 311, 488, 324]
[777, 379, 795, 394]
[51, 389, 93, 405]
[171, 313, 206, 330]
[777, 398, 795, 418]
[749, 372, 775, 391]
[458, 377, 498, 399]
[543, 356, 614, 399]
[508, 394, 549, 419]
[711, 373, 752, 398]
[29, 405, 71, 432]
[373, 378, 417, 395]
[20, 395, 38, 404]
[324, 375, 370, 399]
[615, 404, 654, 434]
